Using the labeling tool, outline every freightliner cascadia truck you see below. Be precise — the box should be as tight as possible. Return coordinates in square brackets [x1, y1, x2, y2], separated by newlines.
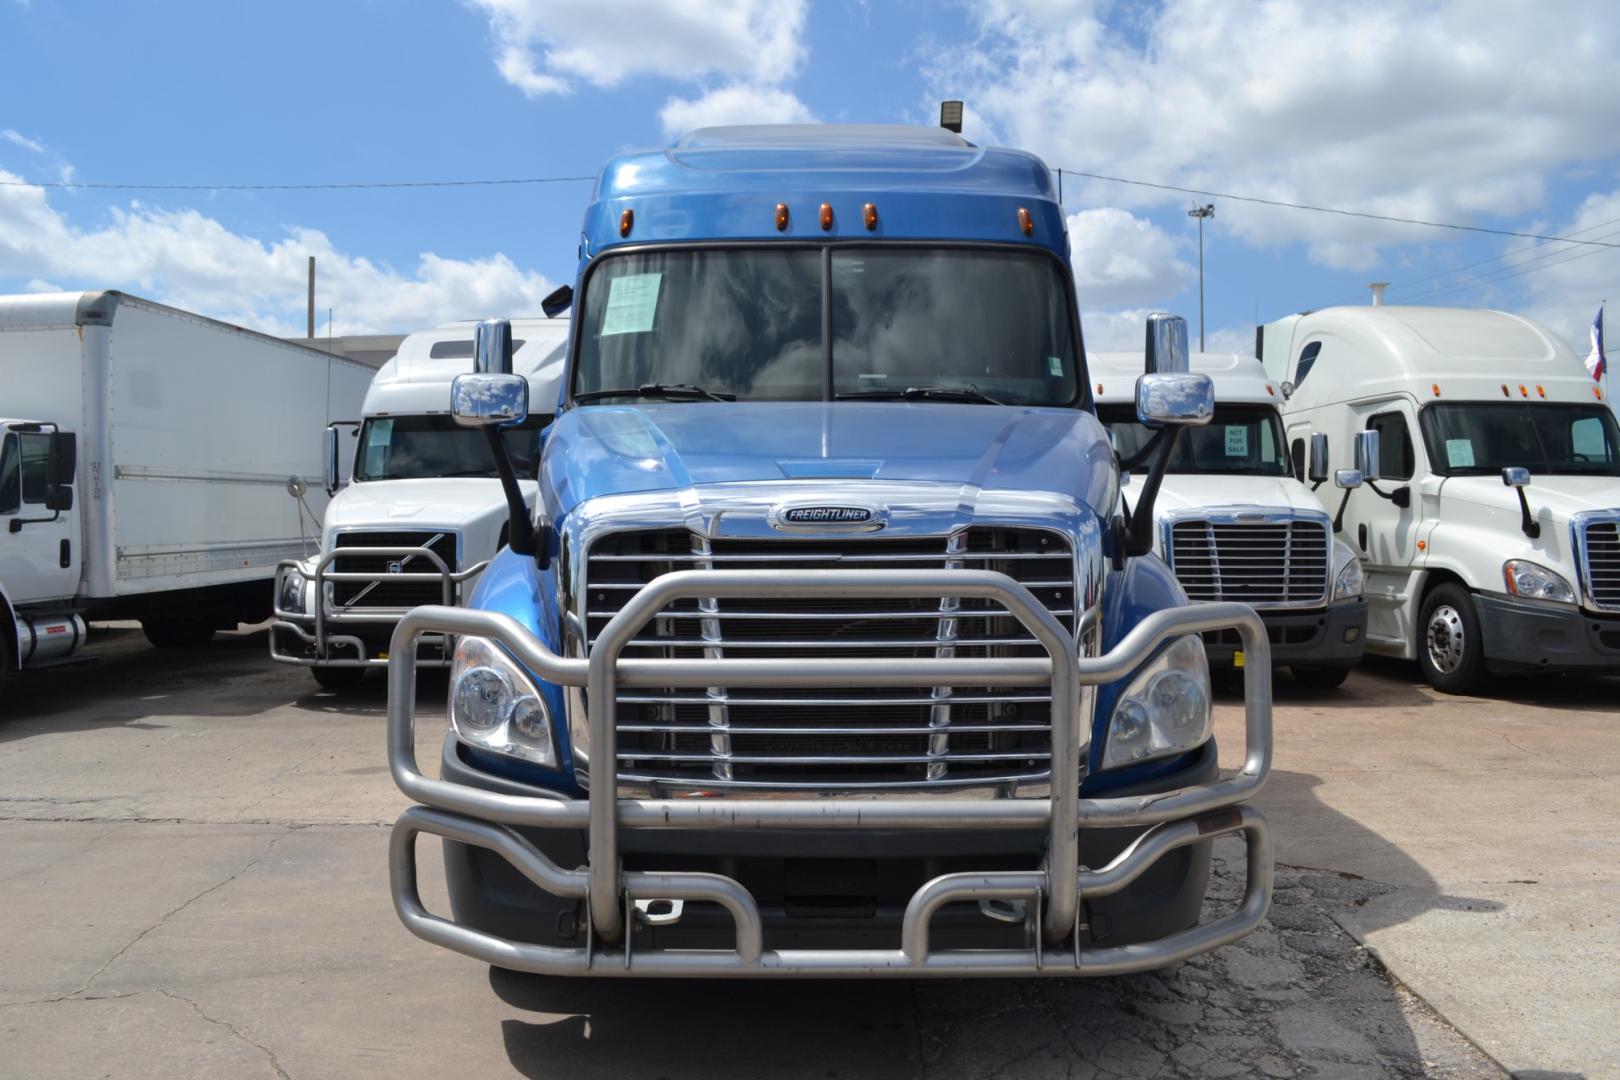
[384, 124, 1275, 979]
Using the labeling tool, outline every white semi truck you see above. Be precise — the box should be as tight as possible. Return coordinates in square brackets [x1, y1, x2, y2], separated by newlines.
[1092, 350, 1369, 687]
[1260, 305, 1620, 692]
[270, 316, 570, 688]
[0, 290, 372, 700]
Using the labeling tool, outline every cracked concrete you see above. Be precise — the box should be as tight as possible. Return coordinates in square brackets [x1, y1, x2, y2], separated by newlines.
[1, 626, 1615, 1078]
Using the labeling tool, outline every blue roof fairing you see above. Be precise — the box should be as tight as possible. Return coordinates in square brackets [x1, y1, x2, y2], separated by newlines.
[578, 124, 1069, 264]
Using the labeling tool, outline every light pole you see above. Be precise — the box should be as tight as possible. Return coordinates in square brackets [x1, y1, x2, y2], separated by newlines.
[1188, 204, 1215, 351]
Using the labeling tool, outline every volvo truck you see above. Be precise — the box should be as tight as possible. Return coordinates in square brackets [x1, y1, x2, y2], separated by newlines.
[270, 317, 569, 688]
[1260, 305, 1620, 693]
[1092, 350, 1368, 688]
[384, 124, 1275, 979]
[0, 290, 371, 703]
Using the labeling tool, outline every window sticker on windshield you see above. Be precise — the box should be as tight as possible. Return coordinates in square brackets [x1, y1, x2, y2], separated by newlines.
[1047, 356, 1063, 377]
[368, 419, 393, 446]
[1224, 425, 1249, 456]
[1445, 438, 1475, 467]
[600, 272, 663, 337]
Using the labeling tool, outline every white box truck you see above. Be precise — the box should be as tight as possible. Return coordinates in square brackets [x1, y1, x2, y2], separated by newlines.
[0, 290, 373, 699]
[1259, 305, 1620, 692]
[269, 316, 569, 688]
[1092, 350, 1368, 687]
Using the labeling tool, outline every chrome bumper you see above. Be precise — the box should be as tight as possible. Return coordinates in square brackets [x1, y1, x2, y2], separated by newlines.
[269, 546, 488, 668]
[387, 568, 1274, 977]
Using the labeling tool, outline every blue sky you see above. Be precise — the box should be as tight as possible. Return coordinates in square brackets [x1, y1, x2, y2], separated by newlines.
[4, 0, 1620, 358]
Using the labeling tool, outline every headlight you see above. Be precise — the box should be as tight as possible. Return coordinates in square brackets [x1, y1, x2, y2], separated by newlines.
[1503, 560, 1575, 604]
[1331, 538, 1364, 600]
[278, 570, 308, 614]
[449, 636, 556, 766]
[1101, 634, 1211, 771]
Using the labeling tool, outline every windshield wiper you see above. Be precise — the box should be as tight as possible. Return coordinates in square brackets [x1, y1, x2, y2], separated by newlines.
[835, 384, 1004, 406]
[575, 382, 736, 403]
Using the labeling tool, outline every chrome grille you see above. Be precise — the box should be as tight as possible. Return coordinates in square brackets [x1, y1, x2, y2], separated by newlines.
[1579, 517, 1620, 611]
[1168, 517, 1329, 607]
[582, 527, 1077, 788]
[332, 530, 458, 608]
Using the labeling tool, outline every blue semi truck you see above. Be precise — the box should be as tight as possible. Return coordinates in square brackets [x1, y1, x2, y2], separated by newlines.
[385, 124, 1275, 977]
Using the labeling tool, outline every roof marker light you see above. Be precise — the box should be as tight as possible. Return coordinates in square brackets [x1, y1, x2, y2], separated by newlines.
[1432, 383, 1441, 397]
[619, 209, 634, 238]
[1096, 383, 1104, 395]
[1519, 384, 1528, 397]
[863, 202, 878, 231]
[1596, 386, 1605, 401]
[1536, 384, 1546, 398]
[1017, 207, 1034, 237]
[1501, 384, 1510, 397]
[819, 203, 834, 231]
[775, 203, 790, 232]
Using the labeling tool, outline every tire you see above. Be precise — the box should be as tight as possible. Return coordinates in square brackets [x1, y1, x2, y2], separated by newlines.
[311, 665, 367, 690]
[141, 618, 216, 649]
[1417, 583, 1487, 694]
[1291, 665, 1352, 690]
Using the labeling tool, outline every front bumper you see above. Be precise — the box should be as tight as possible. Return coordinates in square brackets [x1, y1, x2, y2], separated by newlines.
[386, 568, 1274, 977]
[268, 546, 486, 668]
[1477, 594, 1620, 675]
[1201, 597, 1368, 669]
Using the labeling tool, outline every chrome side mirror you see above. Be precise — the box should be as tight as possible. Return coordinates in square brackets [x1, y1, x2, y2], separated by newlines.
[452, 373, 529, 428]
[1334, 468, 1364, 490]
[1353, 429, 1382, 480]
[475, 317, 515, 375]
[323, 425, 342, 495]
[1308, 432, 1329, 484]
[1144, 312, 1190, 374]
[1135, 372, 1214, 428]
[1280, 380, 1295, 401]
[1502, 466, 1531, 488]
[286, 475, 308, 499]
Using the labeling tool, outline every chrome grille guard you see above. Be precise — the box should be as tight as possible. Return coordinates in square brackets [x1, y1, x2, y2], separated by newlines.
[269, 546, 489, 668]
[387, 568, 1274, 977]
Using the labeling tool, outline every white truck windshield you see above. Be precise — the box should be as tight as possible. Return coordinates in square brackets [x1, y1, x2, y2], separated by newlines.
[1419, 403, 1620, 476]
[354, 416, 545, 481]
[572, 247, 1080, 407]
[1101, 404, 1290, 476]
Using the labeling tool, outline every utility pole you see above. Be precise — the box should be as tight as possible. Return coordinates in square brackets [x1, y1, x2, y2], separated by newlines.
[1188, 204, 1215, 351]
[307, 256, 316, 339]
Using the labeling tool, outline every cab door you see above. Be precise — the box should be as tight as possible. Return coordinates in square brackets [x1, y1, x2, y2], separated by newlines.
[1351, 403, 1422, 649]
[0, 431, 80, 606]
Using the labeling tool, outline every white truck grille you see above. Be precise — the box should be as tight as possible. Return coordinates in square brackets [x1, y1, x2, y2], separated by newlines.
[1578, 517, 1620, 611]
[1168, 518, 1330, 607]
[580, 527, 1077, 789]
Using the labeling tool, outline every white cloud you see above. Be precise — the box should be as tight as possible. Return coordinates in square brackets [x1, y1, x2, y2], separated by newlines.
[467, 0, 806, 96]
[939, 0, 1620, 267]
[1, 128, 76, 184]
[659, 83, 814, 138]
[0, 171, 557, 336]
[1068, 207, 1191, 309]
[1, 129, 45, 155]
[1510, 189, 1620, 356]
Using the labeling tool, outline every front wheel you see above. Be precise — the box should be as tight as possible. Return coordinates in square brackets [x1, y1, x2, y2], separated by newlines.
[1417, 583, 1487, 694]
[311, 665, 367, 690]
[141, 618, 216, 649]
[1290, 665, 1352, 690]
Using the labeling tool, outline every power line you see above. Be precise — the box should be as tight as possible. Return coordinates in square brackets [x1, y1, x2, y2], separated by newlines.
[0, 175, 596, 191]
[1396, 231, 1620, 306]
[1055, 168, 1620, 251]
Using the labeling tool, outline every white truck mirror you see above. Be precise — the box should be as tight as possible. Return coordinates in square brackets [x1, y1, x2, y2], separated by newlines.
[474, 318, 515, 375]
[1308, 433, 1329, 484]
[1143, 312, 1190, 374]
[1135, 372, 1214, 428]
[1353, 429, 1381, 480]
[322, 425, 342, 496]
[452, 373, 529, 428]
[1501, 466, 1531, 488]
[1334, 468, 1363, 490]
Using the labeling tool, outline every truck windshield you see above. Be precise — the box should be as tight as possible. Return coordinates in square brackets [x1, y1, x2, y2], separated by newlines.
[1419, 402, 1620, 476]
[354, 416, 546, 482]
[571, 247, 1079, 406]
[1100, 404, 1290, 476]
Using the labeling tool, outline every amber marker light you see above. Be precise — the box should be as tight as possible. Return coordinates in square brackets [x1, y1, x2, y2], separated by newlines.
[619, 209, 634, 237]
[775, 203, 790, 231]
[819, 203, 834, 231]
[1536, 384, 1546, 398]
[1432, 383, 1441, 397]
[1519, 384, 1529, 397]
[1017, 207, 1034, 236]
[1596, 386, 1605, 401]
[863, 202, 878, 231]
[1501, 384, 1510, 397]
[1417, 539, 1427, 551]
[1096, 383, 1104, 395]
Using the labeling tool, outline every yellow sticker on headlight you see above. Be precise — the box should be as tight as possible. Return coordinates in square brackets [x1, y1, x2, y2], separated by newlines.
[1233, 650, 1245, 668]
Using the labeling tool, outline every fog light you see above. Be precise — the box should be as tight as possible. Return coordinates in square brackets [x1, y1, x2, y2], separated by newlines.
[1343, 626, 1360, 643]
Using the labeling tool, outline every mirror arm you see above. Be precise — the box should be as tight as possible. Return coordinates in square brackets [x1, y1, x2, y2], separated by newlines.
[1126, 427, 1183, 556]
[484, 427, 538, 559]
[8, 510, 62, 534]
[1331, 488, 1353, 535]
[1118, 428, 1168, 473]
[1513, 488, 1541, 539]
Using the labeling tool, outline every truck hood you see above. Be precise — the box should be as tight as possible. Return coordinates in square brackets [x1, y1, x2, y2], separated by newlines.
[321, 476, 536, 558]
[1121, 472, 1325, 518]
[1440, 474, 1620, 525]
[541, 402, 1118, 520]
